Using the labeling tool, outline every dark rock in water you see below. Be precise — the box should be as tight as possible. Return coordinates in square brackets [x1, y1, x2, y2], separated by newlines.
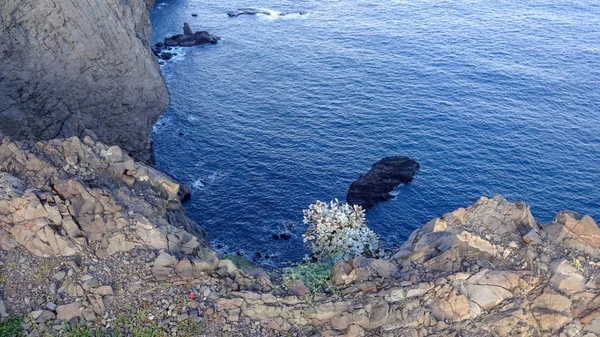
[191, 14, 198, 17]
[280, 11, 308, 16]
[160, 52, 173, 60]
[154, 23, 219, 62]
[272, 234, 280, 240]
[164, 30, 220, 47]
[346, 156, 420, 209]
[183, 22, 193, 36]
[255, 252, 262, 258]
[279, 233, 291, 240]
[228, 8, 271, 17]
[178, 184, 191, 202]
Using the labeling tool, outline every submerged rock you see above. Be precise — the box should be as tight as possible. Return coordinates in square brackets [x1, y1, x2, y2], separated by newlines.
[227, 8, 308, 17]
[228, 8, 272, 17]
[346, 156, 420, 209]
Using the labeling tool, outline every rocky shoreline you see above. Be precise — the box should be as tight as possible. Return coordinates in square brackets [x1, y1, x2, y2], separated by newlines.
[0, 136, 599, 336]
[1, 1, 599, 336]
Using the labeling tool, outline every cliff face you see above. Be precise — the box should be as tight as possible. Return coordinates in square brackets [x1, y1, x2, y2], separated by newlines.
[0, 0, 168, 162]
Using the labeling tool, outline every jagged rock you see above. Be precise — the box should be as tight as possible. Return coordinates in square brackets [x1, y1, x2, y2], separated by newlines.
[546, 211, 600, 255]
[0, 137, 209, 258]
[92, 285, 114, 296]
[0, 0, 169, 162]
[346, 156, 419, 209]
[183, 22, 193, 35]
[549, 259, 586, 295]
[161, 23, 220, 49]
[523, 228, 542, 245]
[531, 293, 573, 332]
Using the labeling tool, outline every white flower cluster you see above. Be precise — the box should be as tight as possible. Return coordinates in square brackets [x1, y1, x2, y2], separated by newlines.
[302, 199, 379, 261]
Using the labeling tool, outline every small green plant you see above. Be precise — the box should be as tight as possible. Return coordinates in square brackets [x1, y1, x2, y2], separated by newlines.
[34, 263, 52, 281]
[131, 322, 164, 337]
[0, 316, 24, 337]
[176, 319, 205, 337]
[39, 263, 51, 274]
[9, 261, 17, 268]
[223, 255, 252, 268]
[62, 323, 94, 337]
[282, 260, 338, 296]
[572, 258, 583, 272]
[0, 273, 7, 284]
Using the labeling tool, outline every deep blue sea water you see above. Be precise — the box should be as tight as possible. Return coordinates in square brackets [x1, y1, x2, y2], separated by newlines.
[150, 0, 600, 264]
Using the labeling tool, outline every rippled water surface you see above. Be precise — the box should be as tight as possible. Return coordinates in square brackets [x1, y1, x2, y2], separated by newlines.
[150, 0, 600, 263]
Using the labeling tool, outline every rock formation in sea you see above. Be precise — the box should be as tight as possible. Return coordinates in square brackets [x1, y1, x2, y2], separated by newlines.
[0, 0, 169, 163]
[347, 156, 420, 209]
[152, 23, 220, 61]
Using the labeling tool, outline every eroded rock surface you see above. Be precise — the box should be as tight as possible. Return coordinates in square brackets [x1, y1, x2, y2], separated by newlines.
[347, 156, 420, 209]
[1, 142, 599, 336]
[0, 0, 169, 162]
[0, 136, 208, 259]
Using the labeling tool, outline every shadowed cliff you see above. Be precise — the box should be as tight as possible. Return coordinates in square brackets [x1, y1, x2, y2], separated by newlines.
[0, 0, 168, 162]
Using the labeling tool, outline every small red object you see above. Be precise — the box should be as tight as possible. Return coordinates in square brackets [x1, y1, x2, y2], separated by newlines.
[189, 291, 196, 301]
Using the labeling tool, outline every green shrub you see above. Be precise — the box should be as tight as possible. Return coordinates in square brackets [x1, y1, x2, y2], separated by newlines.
[282, 260, 337, 294]
[0, 316, 24, 337]
[223, 255, 252, 268]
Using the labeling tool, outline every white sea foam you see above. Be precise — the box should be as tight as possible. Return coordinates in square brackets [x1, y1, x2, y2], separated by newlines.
[158, 47, 187, 68]
[152, 116, 171, 132]
[256, 8, 309, 22]
[192, 178, 205, 188]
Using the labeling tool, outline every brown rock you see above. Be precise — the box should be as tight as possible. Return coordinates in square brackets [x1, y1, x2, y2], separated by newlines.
[546, 212, 600, 255]
[56, 302, 84, 321]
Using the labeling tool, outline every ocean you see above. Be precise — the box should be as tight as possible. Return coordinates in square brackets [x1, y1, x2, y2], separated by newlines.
[150, 0, 600, 264]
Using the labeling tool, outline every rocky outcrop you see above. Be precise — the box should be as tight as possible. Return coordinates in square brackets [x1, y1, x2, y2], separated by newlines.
[1, 141, 599, 336]
[347, 156, 420, 209]
[0, 0, 169, 162]
[152, 23, 220, 61]
[0, 136, 208, 259]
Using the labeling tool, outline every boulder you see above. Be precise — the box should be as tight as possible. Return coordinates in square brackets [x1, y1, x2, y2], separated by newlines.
[346, 156, 419, 209]
[545, 211, 600, 255]
[56, 303, 84, 321]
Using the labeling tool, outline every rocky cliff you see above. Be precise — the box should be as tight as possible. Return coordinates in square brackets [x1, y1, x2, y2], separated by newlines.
[0, 0, 168, 163]
[0, 137, 599, 337]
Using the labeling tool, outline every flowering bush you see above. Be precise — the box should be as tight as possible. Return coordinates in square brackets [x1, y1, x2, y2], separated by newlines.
[302, 199, 379, 261]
